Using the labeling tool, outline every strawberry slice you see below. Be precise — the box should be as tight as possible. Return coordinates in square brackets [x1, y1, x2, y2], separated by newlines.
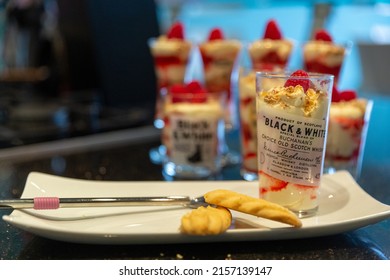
[339, 90, 357, 101]
[263, 19, 282, 40]
[208, 28, 224, 41]
[284, 70, 310, 92]
[331, 85, 341, 102]
[314, 29, 333, 42]
[167, 22, 184, 39]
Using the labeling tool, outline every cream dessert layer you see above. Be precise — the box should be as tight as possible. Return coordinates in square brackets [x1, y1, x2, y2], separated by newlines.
[303, 41, 345, 67]
[165, 100, 223, 116]
[151, 36, 192, 60]
[199, 39, 241, 95]
[257, 81, 329, 213]
[239, 72, 257, 173]
[326, 99, 367, 159]
[200, 40, 241, 59]
[258, 84, 329, 119]
[249, 39, 293, 61]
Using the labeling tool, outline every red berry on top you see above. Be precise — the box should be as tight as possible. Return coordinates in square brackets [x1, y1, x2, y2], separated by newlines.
[185, 80, 203, 93]
[170, 84, 187, 94]
[339, 90, 357, 101]
[263, 19, 282, 40]
[167, 22, 184, 39]
[314, 29, 333, 42]
[170, 81, 208, 103]
[208, 28, 224, 41]
[331, 85, 341, 102]
[284, 70, 310, 92]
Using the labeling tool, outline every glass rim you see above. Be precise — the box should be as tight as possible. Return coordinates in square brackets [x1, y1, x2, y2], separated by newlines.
[256, 71, 334, 80]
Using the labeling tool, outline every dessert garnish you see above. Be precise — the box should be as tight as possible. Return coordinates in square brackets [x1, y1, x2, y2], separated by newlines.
[208, 27, 224, 41]
[284, 70, 310, 92]
[331, 86, 358, 102]
[263, 19, 282, 40]
[170, 81, 207, 103]
[314, 29, 333, 42]
[167, 22, 184, 39]
[339, 90, 357, 101]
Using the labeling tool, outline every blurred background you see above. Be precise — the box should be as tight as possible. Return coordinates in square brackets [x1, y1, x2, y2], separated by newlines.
[0, 0, 389, 149]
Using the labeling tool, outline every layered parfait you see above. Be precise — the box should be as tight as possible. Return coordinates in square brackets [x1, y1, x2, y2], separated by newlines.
[149, 22, 192, 126]
[199, 27, 241, 126]
[162, 81, 225, 178]
[303, 29, 346, 84]
[325, 87, 372, 178]
[239, 19, 292, 180]
[256, 70, 332, 216]
[248, 19, 293, 71]
[238, 70, 258, 180]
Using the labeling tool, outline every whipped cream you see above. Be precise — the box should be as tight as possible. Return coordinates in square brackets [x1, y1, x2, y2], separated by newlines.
[249, 39, 293, 60]
[258, 85, 329, 119]
[303, 41, 345, 67]
[150, 36, 192, 60]
[326, 98, 368, 159]
[199, 39, 241, 59]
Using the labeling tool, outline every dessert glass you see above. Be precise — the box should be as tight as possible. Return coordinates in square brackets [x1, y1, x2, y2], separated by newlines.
[148, 37, 193, 128]
[256, 71, 333, 217]
[162, 91, 225, 179]
[325, 99, 373, 179]
[303, 40, 347, 85]
[238, 68, 258, 181]
[199, 38, 241, 129]
[148, 35, 193, 165]
[248, 39, 293, 72]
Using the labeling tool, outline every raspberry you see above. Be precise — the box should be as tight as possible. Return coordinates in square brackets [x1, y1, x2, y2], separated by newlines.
[170, 81, 208, 103]
[167, 22, 184, 39]
[314, 29, 333, 42]
[284, 70, 310, 92]
[208, 28, 224, 41]
[263, 19, 282, 40]
[170, 84, 187, 94]
[170, 84, 187, 103]
[331, 85, 341, 102]
[339, 90, 357, 101]
[185, 80, 203, 93]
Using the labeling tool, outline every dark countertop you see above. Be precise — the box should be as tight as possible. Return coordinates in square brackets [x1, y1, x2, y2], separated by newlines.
[1, 92, 390, 260]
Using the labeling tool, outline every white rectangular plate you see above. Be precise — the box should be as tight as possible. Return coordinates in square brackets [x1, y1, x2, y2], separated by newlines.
[3, 171, 390, 244]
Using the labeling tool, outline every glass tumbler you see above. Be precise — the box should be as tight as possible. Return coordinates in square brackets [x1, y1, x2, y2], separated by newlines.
[238, 68, 258, 181]
[325, 99, 373, 179]
[256, 71, 333, 217]
[162, 91, 226, 179]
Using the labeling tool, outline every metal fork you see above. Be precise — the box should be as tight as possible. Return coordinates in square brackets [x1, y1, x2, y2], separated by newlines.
[0, 196, 210, 210]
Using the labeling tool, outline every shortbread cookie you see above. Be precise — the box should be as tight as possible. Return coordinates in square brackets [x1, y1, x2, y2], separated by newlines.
[204, 189, 302, 227]
[180, 206, 232, 235]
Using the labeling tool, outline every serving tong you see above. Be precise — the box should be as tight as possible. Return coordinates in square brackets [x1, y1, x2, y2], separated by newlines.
[0, 196, 210, 210]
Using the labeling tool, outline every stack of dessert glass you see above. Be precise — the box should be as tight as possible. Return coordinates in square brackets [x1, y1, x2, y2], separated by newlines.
[148, 22, 242, 179]
[148, 19, 372, 181]
[302, 29, 372, 179]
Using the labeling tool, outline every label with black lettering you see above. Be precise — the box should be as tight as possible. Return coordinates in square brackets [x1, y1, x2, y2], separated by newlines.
[257, 105, 327, 186]
[170, 115, 219, 169]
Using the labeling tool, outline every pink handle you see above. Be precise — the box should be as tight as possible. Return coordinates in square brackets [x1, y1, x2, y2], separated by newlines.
[33, 197, 60, 210]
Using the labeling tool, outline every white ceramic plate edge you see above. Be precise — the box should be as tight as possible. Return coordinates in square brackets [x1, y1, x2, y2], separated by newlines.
[2, 171, 390, 244]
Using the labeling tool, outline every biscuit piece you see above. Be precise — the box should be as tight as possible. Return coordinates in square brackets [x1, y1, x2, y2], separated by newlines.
[180, 206, 232, 235]
[204, 189, 302, 227]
